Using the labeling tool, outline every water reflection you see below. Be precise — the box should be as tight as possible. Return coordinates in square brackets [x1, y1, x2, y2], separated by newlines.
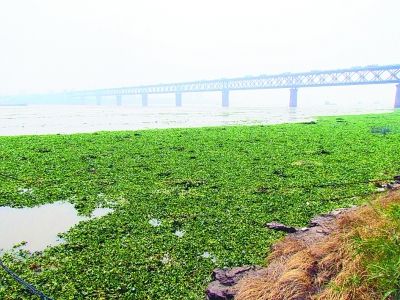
[0, 201, 113, 253]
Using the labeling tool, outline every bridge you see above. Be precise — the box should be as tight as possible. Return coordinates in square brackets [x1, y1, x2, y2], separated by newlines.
[2, 64, 400, 108]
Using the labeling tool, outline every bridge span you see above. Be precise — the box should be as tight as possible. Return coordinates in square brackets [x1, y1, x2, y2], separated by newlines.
[2, 64, 400, 108]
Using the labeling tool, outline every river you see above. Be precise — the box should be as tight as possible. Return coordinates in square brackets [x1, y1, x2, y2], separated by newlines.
[0, 103, 395, 136]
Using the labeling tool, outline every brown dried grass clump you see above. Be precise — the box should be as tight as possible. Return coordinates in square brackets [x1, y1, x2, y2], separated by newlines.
[236, 189, 400, 300]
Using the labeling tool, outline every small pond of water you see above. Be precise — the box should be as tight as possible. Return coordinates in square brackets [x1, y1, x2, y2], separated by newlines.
[0, 201, 113, 253]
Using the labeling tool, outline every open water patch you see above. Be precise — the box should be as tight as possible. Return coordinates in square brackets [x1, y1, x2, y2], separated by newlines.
[0, 201, 113, 253]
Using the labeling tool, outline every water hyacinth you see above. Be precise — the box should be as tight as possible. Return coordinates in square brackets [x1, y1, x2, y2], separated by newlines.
[148, 218, 162, 227]
[97, 193, 110, 202]
[1, 112, 399, 299]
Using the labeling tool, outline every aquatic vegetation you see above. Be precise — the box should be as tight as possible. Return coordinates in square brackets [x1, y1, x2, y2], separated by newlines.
[0, 112, 399, 299]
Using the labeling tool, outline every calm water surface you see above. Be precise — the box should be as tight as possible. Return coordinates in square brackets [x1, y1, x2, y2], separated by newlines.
[0, 104, 394, 136]
[0, 202, 113, 253]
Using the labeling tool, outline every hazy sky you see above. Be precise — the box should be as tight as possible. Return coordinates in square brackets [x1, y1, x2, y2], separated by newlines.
[1, 0, 399, 103]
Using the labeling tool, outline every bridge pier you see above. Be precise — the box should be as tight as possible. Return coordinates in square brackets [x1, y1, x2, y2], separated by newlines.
[395, 84, 400, 108]
[175, 93, 182, 107]
[116, 95, 122, 106]
[96, 96, 101, 106]
[222, 90, 229, 107]
[289, 88, 298, 107]
[142, 94, 148, 106]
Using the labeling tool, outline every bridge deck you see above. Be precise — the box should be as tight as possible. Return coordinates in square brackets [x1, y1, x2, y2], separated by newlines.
[71, 64, 400, 97]
[2, 64, 400, 108]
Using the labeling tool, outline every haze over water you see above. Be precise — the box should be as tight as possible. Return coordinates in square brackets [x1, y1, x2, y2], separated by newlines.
[0, 103, 395, 136]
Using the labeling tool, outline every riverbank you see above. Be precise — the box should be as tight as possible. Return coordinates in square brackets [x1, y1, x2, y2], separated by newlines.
[0, 111, 399, 299]
[207, 185, 400, 299]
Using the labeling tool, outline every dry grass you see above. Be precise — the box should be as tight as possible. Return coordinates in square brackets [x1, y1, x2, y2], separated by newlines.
[236, 189, 400, 300]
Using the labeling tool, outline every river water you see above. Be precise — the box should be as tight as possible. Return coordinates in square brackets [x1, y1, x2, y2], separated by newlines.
[0, 103, 395, 252]
[0, 103, 395, 136]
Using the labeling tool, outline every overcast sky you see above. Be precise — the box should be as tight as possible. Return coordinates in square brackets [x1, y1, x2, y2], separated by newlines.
[0, 0, 399, 105]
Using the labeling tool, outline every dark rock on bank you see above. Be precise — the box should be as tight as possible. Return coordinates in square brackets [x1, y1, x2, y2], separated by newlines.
[265, 221, 297, 233]
[205, 266, 262, 300]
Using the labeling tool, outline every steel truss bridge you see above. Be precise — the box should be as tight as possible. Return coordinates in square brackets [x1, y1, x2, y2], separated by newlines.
[2, 64, 400, 108]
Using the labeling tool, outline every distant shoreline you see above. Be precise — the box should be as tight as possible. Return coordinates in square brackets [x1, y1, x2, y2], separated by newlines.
[0, 103, 27, 106]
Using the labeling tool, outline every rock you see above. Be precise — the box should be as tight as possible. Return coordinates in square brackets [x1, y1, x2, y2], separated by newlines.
[206, 266, 261, 300]
[265, 221, 297, 233]
[309, 207, 352, 227]
[394, 175, 400, 182]
[206, 281, 234, 300]
[308, 213, 336, 227]
[214, 266, 256, 286]
[388, 183, 400, 190]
